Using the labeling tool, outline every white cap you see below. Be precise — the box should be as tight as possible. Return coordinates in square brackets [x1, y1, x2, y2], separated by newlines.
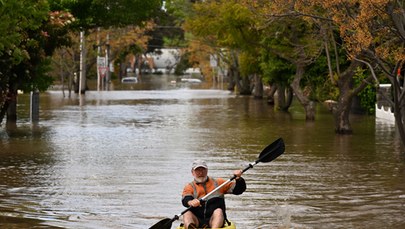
[192, 159, 208, 170]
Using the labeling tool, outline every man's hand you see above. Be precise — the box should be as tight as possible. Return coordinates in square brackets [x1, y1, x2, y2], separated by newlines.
[188, 199, 201, 207]
[234, 169, 243, 179]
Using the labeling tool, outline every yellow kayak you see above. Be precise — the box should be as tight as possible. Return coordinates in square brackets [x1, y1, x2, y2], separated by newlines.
[176, 221, 236, 229]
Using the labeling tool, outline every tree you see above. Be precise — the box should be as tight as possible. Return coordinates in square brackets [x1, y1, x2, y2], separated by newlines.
[256, 0, 378, 132]
[256, 1, 324, 120]
[266, 0, 405, 138]
[182, 0, 265, 94]
[53, 0, 162, 93]
[259, 52, 295, 110]
[52, 0, 161, 29]
[321, 0, 405, 143]
[291, 1, 405, 141]
[0, 1, 73, 125]
[110, 22, 156, 79]
[0, 0, 162, 126]
[299, 1, 377, 133]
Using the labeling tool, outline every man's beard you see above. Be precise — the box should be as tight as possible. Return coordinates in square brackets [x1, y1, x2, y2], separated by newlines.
[194, 176, 208, 183]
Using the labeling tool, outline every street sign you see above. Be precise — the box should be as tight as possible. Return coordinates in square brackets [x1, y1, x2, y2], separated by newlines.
[97, 56, 107, 77]
[210, 54, 217, 67]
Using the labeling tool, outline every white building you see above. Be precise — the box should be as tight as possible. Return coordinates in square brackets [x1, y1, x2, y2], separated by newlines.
[146, 48, 180, 73]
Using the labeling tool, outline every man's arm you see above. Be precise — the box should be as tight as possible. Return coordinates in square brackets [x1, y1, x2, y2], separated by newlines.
[182, 183, 197, 207]
[232, 177, 246, 195]
[182, 195, 195, 207]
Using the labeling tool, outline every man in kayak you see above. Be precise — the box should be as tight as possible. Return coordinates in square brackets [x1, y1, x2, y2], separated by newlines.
[182, 159, 246, 229]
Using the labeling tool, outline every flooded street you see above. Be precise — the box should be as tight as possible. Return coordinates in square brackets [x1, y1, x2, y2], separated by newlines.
[1, 75, 405, 228]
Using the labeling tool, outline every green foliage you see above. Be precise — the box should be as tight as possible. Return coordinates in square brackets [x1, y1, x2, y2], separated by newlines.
[0, 0, 83, 97]
[312, 77, 339, 102]
[165, 0, 194, 25]
[146, 26, 185, 54]
[304, 54, 337, 101]
[353, 68, 376, 115]
[55, 0, 162, 30]
[216, 2, 258, 50]
[239, 52, 260, 77]
[26, 58, 54, 92]
[116, 43, 144, 65]
[261, 15, 321, 60]
[258, 13, 324, 99]
[174, 52, 192, 75]
[259, 51, 294, 86]
[0, 0, 49, 64]
[185, 0, 259, 51]
[301, 30, 348, 102]
[0, 0, 55, 95]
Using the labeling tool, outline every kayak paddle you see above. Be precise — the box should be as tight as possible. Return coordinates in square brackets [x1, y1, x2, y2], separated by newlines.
[149, 137, 285, 229]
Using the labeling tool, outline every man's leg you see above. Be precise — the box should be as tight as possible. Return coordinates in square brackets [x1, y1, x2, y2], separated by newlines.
[209, 208, 224, 229]
[183, 211, 199, 229]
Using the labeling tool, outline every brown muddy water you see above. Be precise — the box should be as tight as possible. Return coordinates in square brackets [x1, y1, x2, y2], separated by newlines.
[1, 75, 405, 229]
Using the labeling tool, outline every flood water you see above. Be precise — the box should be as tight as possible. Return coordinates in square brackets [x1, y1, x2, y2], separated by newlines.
[1, 75, 405, 229]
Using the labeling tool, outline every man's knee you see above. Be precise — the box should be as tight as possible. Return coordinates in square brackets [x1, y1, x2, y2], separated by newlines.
[183, 211, 198, 229]
[212, 208, 224, 217]
[210, 208, 225, 228]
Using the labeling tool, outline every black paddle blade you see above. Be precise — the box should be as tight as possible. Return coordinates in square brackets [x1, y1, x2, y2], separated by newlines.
[257, 138, 285, 163]
[149, 218, 172, 229]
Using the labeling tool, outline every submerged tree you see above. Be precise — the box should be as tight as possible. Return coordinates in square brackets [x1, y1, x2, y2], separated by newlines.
[0, 1, 73, 126]
[308, 0, 405, 144]
[0, 0, 162, 126]
[54, 0, 162, 93]
[255, 1, 324, 120]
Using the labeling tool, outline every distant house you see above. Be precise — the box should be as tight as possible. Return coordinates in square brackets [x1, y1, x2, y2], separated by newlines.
[146, 49, 180, 74]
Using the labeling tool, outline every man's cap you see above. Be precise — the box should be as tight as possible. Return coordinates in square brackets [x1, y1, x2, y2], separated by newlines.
[192, 159, 208, 170]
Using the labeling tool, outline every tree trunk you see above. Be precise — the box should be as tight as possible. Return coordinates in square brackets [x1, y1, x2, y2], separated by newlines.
[252, 74, 263, 99]
[334, 94, 353, 134]
[290, 64, 316, 120]
[277, 84, 286, 110]
[0, 96, 9, 125]
[239, 74, 251, 95]
[333, 59, 363, 135]
[136, 54, 143, 80]
[267, 84, 277, 105]
[227, 67, 236, 92]
[227, 64, 246, 95]
[392, 78, 405, 147]
[6, 90, 17, 124]
[276, 84, 293, 111]
[285, 86, 294, 108]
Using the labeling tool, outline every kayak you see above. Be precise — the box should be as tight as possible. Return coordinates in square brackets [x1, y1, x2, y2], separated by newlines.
[176, 221, 236, 229]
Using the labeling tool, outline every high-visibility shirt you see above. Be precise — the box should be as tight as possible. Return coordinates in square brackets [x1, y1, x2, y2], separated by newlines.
[182, 176, 246, 220]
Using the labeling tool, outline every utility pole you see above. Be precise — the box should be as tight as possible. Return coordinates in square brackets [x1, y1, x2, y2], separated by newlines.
[97, 27, 101, 91]
[79, 30, 86, 94]
[105, 32, 111, 90]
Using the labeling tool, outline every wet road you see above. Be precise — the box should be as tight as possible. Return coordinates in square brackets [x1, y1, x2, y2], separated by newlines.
[1, 76, 405, 228]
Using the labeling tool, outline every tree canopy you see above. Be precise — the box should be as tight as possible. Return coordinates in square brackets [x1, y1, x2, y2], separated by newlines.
[50, 0, 162, 29]
[0, 0, 162, 125]
[166, 0, 405, 146]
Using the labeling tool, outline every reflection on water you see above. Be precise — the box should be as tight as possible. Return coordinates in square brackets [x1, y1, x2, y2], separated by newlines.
[1, 77, 405, 229]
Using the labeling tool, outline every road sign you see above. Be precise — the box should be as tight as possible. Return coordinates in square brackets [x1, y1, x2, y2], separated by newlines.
[97, 56, 107, 77]
[210, 54, 217, 67]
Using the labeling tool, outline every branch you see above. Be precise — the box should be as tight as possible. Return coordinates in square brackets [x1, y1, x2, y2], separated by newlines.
[265, 11, 333, 22]
[353, 57, 379, 86]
